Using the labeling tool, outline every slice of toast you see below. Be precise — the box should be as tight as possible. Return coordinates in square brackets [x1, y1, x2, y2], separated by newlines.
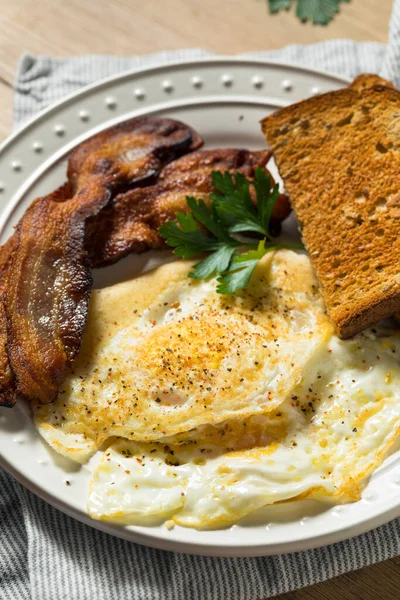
[351, 76, 400, 328]
[349, 74, 394, 92]
[261, 76, 400, 338]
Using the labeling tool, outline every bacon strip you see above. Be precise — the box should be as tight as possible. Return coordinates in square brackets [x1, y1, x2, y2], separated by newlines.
[0, 117, 202, 405]
[87, 149, 290, 267]
[0, 234, 21, 405]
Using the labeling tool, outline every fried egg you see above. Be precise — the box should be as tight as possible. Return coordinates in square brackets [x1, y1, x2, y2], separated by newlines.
[88, 325, 400, 528]
[34, 250, 332, 462]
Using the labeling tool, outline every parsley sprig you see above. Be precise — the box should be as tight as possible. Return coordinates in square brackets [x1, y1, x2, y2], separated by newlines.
[159, 168, 301, 295]
[269, 0, 350, 25]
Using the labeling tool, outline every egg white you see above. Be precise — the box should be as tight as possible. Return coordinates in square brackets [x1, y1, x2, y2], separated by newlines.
[88, 325, 400, 528]
[34, 250, 332, 462]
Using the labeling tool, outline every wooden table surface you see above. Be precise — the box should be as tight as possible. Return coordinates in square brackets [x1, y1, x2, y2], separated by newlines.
[0, 0, 398, 598]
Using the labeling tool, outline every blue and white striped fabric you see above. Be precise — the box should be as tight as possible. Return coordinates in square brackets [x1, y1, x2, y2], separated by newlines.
[2, 1, 400, 598]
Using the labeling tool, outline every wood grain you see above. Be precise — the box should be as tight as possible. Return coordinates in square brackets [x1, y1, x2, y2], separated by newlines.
[0, 0, 398, 598]
[0, 0, 393, 137]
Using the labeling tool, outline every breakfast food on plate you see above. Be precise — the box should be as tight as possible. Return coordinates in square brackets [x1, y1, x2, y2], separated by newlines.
[87, 148, 290, 267]
[0, 120, 292, 408]
[34, 250, 332, 462]
[35, 248, 400, 527]
[261, 76, 400, 339]
[88, 322, 400, 527]
[0, 118, 203, 407]
[349, 73, 394, 91]
[2, 77, 400, 531]
[0, 235, 17, 404]
[66, 117, 202, 193]
[33, 245, 400, 528]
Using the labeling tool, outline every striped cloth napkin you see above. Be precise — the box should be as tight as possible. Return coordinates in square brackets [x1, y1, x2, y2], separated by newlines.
[2, 1, 400, 598]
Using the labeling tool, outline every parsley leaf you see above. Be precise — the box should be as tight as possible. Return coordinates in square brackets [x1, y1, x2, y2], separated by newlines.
[269, 0, 292, 12]
[190, 244, 238, 280]
[296, 0, 349, 24]
[212, 169, 278, 238]
[158, 212, 219, 258]
[217, 240, 277, 294]
[212, 171, 264, 236]
[268, 0, 349, 25]
[159, 168, 301, 294]
[159, 197, 239, 274]
[185, 196, 232, 242]
[253, 168, 280, 237]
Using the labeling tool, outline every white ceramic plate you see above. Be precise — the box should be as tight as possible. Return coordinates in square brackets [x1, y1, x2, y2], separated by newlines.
[1, 57, 400, 558]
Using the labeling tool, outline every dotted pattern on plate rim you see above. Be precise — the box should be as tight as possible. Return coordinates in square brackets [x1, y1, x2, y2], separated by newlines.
[2, 72, 304, 188]
[221, 74, 233, 87]
[133, 88, 145, 100]
[251, 75, 264, 89]
[105, 96, 117, 109]
[2, 69, 329, 197]
[191, 76, 203, 89]
[32, 141, 43, 153]
[79, 109, 90, 121]
[162, 80, 174, 93]
[11, 160, 22, 172]
[54, 124, 65, 136]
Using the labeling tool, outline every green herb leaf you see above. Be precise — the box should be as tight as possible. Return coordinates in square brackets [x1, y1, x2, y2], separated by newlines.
[269, 0, 292, 13]
[212, 170, 269, 237]
[160, 196, 239, 276]
[159, 168, 301, 294]
[253, 167, 280, 238]
[268, 0, 349, 25]
[189, 244, 238, 279]
[217, 239, 277, 294]
[158, 216, 218, 258]
[296, 0, 349, 24]
[186, 196, 231, 242]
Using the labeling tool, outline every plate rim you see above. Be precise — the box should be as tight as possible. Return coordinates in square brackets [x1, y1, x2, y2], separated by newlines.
[4, 455, 400, 557]
[3, 56, 392, 558]
[5, 55, 350, 152]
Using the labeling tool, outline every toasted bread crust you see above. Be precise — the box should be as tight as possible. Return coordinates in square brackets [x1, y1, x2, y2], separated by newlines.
[261, 81, 400, 338]
[350, 74, 394, 92]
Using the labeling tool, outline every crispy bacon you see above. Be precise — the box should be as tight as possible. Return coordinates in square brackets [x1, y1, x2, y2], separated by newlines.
[0, 117, 202, 405]
[0, 235, 20, 406]
[87, 148, 291, 267]
[67, 118, 202, 193]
